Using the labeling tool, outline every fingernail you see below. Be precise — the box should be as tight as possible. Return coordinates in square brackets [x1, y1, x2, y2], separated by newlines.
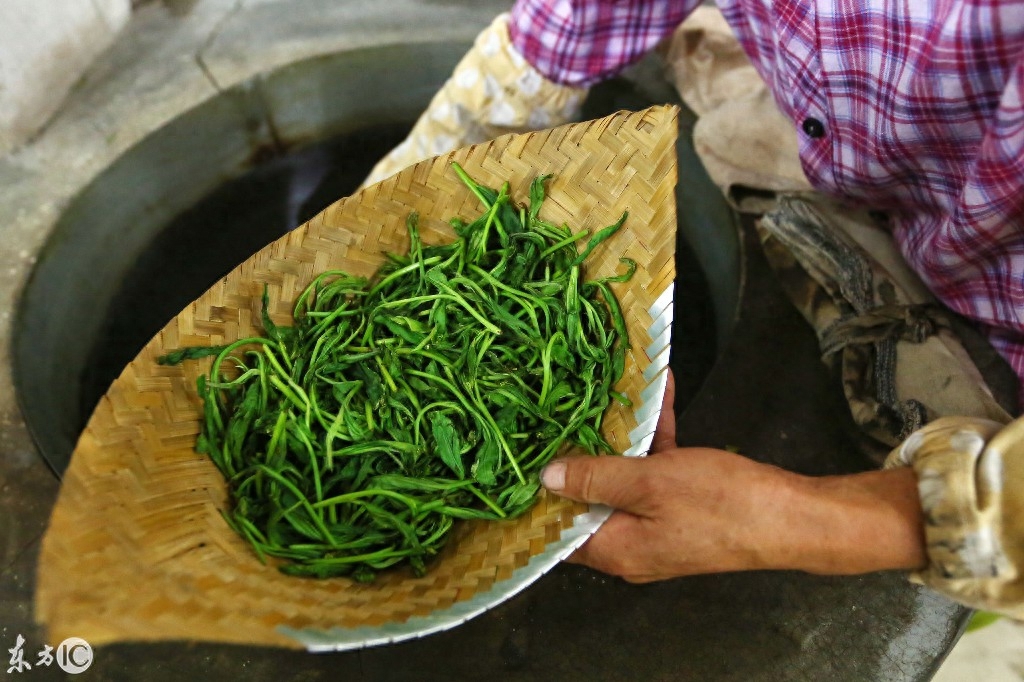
[541, 461, 566, 492]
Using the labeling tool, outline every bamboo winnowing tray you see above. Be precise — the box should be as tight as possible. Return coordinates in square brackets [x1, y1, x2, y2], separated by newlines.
[36, 105, 679, 651]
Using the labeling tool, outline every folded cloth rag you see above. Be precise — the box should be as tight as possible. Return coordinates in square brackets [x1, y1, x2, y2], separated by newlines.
[659, 7, 814, 214]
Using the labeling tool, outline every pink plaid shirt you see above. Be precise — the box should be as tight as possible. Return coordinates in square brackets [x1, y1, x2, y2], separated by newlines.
[510, 0, 1024, 405]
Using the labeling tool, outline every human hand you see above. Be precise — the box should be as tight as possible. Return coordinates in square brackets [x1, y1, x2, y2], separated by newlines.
[541, 371, 928, 582]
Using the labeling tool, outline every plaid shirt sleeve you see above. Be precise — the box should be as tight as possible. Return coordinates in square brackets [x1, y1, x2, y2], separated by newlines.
[508, 0, 701, 87]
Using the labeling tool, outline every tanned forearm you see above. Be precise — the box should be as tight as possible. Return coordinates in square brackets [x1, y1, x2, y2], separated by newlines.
[771, 466, 928, 575]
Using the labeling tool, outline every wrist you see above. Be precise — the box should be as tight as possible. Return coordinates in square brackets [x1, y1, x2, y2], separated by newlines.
[766, 466, 928, 575]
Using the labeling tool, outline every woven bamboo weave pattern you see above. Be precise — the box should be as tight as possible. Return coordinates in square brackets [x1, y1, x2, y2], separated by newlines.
[35, 105, 679, 648]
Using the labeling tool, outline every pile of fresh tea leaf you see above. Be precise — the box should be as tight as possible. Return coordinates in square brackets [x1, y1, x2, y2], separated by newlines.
[160, 163, 634, 581]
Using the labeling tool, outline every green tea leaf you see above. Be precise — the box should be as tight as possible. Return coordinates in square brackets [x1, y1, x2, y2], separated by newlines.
[156, 345, 230, 365]
[471, 437, 500, 487]
[430, 412, 465, 479]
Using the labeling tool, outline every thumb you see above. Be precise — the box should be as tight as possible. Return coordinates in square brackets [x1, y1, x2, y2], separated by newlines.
[650, 369, 677, 453]
[540, 455, 652, 513]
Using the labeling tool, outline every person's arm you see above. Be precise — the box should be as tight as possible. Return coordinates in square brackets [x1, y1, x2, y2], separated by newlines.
[790, 466, 926, 575]
[542, 447, 927, 581]
[361, 1, 697, 188]
[539, 373, 926, 582]
[542, 373, 1024, 620]
[507, 0, 699, 88]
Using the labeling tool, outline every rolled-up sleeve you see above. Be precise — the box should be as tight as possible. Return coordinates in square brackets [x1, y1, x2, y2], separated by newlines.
[886, 416, 1024, 617]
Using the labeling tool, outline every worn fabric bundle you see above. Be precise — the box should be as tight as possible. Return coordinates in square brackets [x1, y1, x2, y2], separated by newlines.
[35, 106, 678, 650]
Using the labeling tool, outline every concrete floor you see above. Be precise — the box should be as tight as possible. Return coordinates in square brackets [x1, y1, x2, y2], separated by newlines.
[1, 1, 1021, 679]
[935, 619, 1024, 682]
